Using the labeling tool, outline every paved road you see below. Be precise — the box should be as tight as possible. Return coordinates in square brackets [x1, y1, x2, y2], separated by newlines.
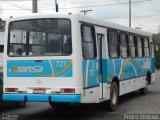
[0, 70, 160, 120]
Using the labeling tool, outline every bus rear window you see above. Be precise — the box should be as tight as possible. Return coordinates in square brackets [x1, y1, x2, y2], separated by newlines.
[8, 19, 72, 56]
[0, 45, 3, 53]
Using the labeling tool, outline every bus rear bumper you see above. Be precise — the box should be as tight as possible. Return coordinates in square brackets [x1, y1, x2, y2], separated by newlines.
[3, 94, 81, 103]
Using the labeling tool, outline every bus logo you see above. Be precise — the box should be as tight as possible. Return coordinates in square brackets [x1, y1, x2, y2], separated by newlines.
[13, 66, 43, 73]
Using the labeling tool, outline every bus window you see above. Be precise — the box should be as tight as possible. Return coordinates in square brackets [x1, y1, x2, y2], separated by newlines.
[120, 32, 128, 58]
[63, 35, 72, 54]
[129, 34, 135, 58]
[81, 25, 96, 59]
[29, 31, 45, 56]
[108, 30, 118, 58]
[9, 29, 26, 56]
[0, 45, 3, 53]
[47, 33, 61, 53]
[8, 19, 72, 56]
[150, 42, 154, 57]
[144, 37, 150, 57]
[136, 36, 143, 57]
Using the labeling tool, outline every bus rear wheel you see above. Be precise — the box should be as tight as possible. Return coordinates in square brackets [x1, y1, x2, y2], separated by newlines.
[106, 82, 118, 111]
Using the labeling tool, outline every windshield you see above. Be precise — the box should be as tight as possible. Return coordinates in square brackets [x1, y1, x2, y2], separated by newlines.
[8, 19, 72, 56]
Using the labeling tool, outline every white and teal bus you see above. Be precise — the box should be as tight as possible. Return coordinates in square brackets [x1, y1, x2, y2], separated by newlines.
[3, 13, 155, 111]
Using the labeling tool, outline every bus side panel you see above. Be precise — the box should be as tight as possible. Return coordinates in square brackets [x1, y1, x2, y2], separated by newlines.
[105, 58, 152, 82]
[104, 58, 152, 95]
[81, 59, 101, 103]
[82, 60, 100, 88]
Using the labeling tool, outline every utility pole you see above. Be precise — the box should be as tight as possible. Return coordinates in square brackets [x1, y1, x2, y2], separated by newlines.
[129, 0, 131, 27]
[80, 10, 92, 15]
[55, 0, 58, 12]
[32, 0, 38, 13]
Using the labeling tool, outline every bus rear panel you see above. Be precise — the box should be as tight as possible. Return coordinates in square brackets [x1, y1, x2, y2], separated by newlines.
[3, 16, 82, 103]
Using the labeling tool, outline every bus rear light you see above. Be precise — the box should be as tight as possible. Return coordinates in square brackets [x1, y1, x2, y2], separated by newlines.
[5, 88, 18, 92]
[61, 88, 75, 93]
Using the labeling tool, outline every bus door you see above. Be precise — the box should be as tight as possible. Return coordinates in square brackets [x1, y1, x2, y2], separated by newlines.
[96, 27, 107, 100]
[97, 34, 103, 99]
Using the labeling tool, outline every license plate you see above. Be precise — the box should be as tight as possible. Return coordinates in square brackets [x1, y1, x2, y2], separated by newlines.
[33, 88, 46, 94]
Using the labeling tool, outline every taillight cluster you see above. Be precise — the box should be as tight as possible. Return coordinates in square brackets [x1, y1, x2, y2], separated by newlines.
[5, 88, 18, 92]
[60, 88, 75, 93]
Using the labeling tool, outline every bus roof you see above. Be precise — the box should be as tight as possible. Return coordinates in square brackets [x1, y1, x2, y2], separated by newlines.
[75, 14, 151, 37]
[6, 13, 151, 37]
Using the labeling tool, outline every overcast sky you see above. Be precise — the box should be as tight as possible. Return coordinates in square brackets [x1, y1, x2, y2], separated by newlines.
[0, 0, 160, 33]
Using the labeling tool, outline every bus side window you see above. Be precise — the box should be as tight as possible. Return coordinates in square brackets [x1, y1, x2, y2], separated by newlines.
[150, 42, 154, 57]
[81, 25, 96, 59]
[143, 37, 150, 57]
[119, 32, 128, 58]
[108, 29, 118, 58]
[136, 36, 143, 57]
[129, 34, 135, 58]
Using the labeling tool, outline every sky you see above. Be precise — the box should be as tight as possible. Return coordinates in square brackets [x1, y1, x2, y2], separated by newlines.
[0, 0, 160, 34]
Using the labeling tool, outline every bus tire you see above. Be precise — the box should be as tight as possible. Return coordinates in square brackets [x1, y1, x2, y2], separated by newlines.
[49, 102, 70, 108]
[16, 101, 26, 108]
[140, 78, 148, 95]
[107, 82, 118, 111]
[146, 72, 151, 85]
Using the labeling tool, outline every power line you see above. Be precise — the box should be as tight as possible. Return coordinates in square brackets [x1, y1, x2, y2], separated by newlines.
[59, 0, 152, 9]
[1, 0, 31, 2]
[5, 1, 32, 11]
[0, 0, 128, 4]
[100, 14, 160, 20]
[58, 0, 151, 4]
[1, 0, 152, 10]
[58, 0, 129, 4]
[0, 9, 31, 10]
[132, 14, 159, 18]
